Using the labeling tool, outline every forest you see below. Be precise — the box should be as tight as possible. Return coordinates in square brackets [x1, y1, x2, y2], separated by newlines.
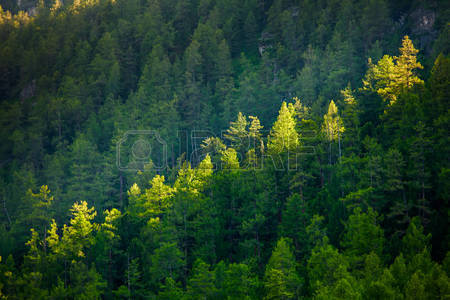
[0, 0, 449, 298]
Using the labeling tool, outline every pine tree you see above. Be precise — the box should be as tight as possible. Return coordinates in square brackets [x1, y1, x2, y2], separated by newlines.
[224, 112, 249, 157]
[394, 36, 424, 91]
[186, 259, 217, 299]
[139, 175, 175, 226]
[407, 121, 431, 224]
[363, 36, 423, 106]
[149, 242, 185, 285]
[402, 217, 431, 260]
[50, 0, 62, 14]
[322, 100, 344, 163]
[405, 272, 426, 300]
[113, 257, 145, 299]
[248, 115, 264, 156]
[267, 102, 299, 154]
[219, 262, 257, 299]
[68, 262, 106, 299]
[280, 194, 311, 258]
[264, 237, 301, 299]
[340, 85, 359, 152]
[307, 236, 351, 293]
[220, 148, 240, 170]
[243, 11, 258, 54]
[341, 207, 384, 267]
[429, 54, 450, 115]
[48, 201, 97, 260]
[28, 185, 54, 250]
[201, 137, 227, 168]
[158, 277, 184, 299]
[384, 148, 410, 234]
[97, 208, 121, 291]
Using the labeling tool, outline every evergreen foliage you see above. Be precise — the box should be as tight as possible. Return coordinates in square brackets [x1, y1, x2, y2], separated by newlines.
[0, 0, 448, 298]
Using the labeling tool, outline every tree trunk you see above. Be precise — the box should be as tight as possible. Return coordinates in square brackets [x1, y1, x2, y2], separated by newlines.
[119, 172, 124, 208]
[127, 253, 131, 300]
[2, 194, 11, 227]
[338, 133, 342, 162]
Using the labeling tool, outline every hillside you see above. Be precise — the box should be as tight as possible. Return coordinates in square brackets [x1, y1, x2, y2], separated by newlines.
[0, 0, 449, 298]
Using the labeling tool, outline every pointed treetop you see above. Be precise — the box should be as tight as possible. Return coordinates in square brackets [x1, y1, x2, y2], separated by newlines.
[224, 112, 248, 146]
[267, 101, 299, 154]
[128, 183, 141, 197]
[363, 35, 423, 106]
[29, 185, 54, 209]
[196, 154, 214, 180]
[322, 100, 345, 142]
[327, 100, 338, 116]
[394, 35, 424, 89]
[341, 85, 356, 106]
[291, 97, 310, 120]
[248, 115, 263, 139]
[101, 208, 122, 240]
[221, 148, 240, 170]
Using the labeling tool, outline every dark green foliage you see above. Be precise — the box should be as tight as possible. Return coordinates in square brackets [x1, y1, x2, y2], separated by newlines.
[0, 0, 448, 299]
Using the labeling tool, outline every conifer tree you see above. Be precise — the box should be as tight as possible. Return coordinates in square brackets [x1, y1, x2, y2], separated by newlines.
[267, 102, 299, 154]
[341, 207, 384, 266]
[280, 194, 311, 258]
[264, 237, 301, 299]
[141, 175, 175, 225]
[401, 217, 431, 260]
[407, 121, 431, 224]
[158, 277, 184, 299]
[394, 36, 424, 91]
[340, 85, 359, 152]
[322, 100, 344, 163]
[28, 185, 54, 251]
[363, 36, 423, 106]
[149, 242, 185, 285]
[186, 259, 217, 299]
[307, 236, 352, 294]
[221, 148, 240, 170]
[248, 115, 264, 156]
[224, 112, 249, 158]
[48, 201, 97, 260]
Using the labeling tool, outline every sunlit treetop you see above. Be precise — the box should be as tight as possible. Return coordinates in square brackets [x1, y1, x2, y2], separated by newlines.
[363, 35, 423, 106]
[322, 100, 344, 142]
[267, 101, 299, 154]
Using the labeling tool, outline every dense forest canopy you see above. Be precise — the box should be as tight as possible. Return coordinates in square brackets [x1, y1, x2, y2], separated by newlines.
[0, 0, 449, 298]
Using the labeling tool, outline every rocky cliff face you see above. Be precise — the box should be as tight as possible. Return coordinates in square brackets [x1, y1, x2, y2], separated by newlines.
[409, 7, 437, 52]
